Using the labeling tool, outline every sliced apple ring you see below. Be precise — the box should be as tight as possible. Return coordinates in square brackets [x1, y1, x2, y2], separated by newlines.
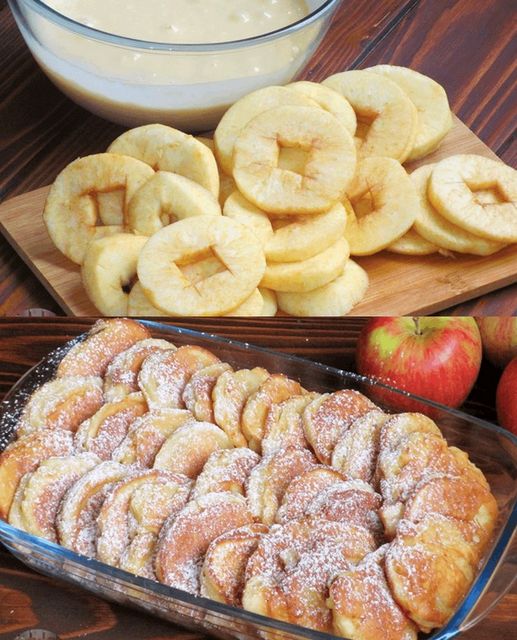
[108, 124, 219, 197]
[213, 85, 316, 176]
[387, 228, 438, 256]
[81, 233, 148, 316]
[411, 164, 505, 255]
[259, 288, 278, 316]
[276, 259, 369, 316]
[288, 80, 357, 136]
[223, 191, 274, 247]
[366, 65, 452, 160]
[261, 237, 349, 293]
[43, 153, 154, 264]
[345, 157, 418, 255]
[225, 289, 265, 316]
[137, 216, 266, 316]
[127, 282, 167, 316]
[427, 154, 517, 243]
[233, 105, 356, 215]
[322, 70, 417, 162]
[127, 171, 221, 236]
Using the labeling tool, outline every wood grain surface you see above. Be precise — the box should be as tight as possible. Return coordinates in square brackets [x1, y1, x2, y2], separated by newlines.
[0, 0, 515, 316]
[0, 317, 515, 640]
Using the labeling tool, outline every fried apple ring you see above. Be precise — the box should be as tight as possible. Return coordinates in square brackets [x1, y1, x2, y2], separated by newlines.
[428, 154, 517, 243]
[74, 393, 148, 460]
[201, 522, 269, 605]
[112, 409, 194, 468]
[191, 448, 260, 500]
[96, 468, 191, 569]
[43, 153, 154, 264]
[241, 374, 304, 452]
[212, 367, 270, 447]
[81, 233, 148, 315]
[246, 447, 316, 524]
[104, 338, 176, 402]
[182, 362, 233, 423]
[0, 429, 75, 520]
[261, 237, 350, 293]
[137, 216, 266, 316]
[16, 376, 104, 438]
[8, 453, 100, 540]
[329, 546, 418, 640]
[303, 390, 377, 465]
[213, 85, 316, 176]
[108, 124, 219, 197]
[127, 171, 221, 236]
[138, 346, 220, 410]
[262, 393, 320, 456]
[233, 105, 356, 215]
[56, 318, 151, 378]
[155, 492, 254, 593]
[56, 460, 131, 557]
[275, 466, 346, 524]
[323, 70, 417, 162]
[153, 421, 232, 479]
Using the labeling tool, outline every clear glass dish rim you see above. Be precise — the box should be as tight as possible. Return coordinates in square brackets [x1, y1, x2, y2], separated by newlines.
[0, 318, 515, 640]
[9, 0, 342, 51]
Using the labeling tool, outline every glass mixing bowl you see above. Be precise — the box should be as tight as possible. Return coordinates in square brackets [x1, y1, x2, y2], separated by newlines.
[7, 0, 343, 131]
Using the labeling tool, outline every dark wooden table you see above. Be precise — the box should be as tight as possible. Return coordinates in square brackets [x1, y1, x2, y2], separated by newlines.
[0, 0, 516, 316]
[0, 317, 515, 639]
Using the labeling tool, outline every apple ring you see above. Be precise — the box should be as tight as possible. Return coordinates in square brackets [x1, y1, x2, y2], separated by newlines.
[104, 338, 176, 402]
[329, 546, 418, 640]
[127, 281, 167, 316]
[261, 237, 350, 293]
[153, 421, 232, 479]
[191, 447, 260, 500]
[225, 288, 265, 316]
[182, 362, 233, 423]
[112, 409, 194, 468]
[213, 85, 316, 175]
[81, 233, 148, 316]
[262, 392, 320, 456]
[96, 468, 191, 569]
[138, 345, 220, 410]
[56, 318, 151, 378]
[241, 374, 304, 452]
[74, 393, 148, 460]
[428, 154, 517, 243]
[233, 105, 356, 215]
[246, 447, 316, 524]
[322, 70, 417, 162]
[8, 452, 99, 541]
[288, 81, 357, 136]
[411, 164, 505, 256]
[260, 288, 278, 316]
[108, 124, 220, 197]
[127, 171, 221, 236]
[275, 466, 346, 524]
[303, 390, 377, 465]
[201, 522, 269, 606]
[276, 259, 369, 316]
[56, 460, 132, 557]
[43, 153, 154, 264]
[387, 227, 438, 255]
[16, 376, 104, 438]
[155, 492, 254, 593]
[137, 216, 266, 316]
[212, 367, 270, 447]
[0, 429, 75, 520]
[345, 157, 419, 255]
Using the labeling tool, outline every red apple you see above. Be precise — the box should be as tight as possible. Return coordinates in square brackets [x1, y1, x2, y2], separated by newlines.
[476, 316, 517, 368]
[355, 316, 482, 416]
[496, 356, 517, 435]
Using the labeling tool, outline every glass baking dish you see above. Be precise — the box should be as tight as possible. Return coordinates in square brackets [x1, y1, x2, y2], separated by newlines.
[0, 320, 516, 640]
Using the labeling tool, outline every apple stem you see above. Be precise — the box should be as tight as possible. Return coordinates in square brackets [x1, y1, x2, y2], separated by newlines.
[413, 317, 422, 335]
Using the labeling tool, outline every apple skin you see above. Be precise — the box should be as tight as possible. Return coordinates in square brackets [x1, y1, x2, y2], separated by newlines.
[496, 356, 517, 435]
[476, 317, 517, 368]
[355, 316, 482, 416]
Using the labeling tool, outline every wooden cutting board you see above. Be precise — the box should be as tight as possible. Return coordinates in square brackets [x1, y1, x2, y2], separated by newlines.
[0, 116, 515, 316]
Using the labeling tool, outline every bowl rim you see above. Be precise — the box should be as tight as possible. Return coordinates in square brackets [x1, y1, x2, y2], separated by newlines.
[12, 0, 342, 51]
